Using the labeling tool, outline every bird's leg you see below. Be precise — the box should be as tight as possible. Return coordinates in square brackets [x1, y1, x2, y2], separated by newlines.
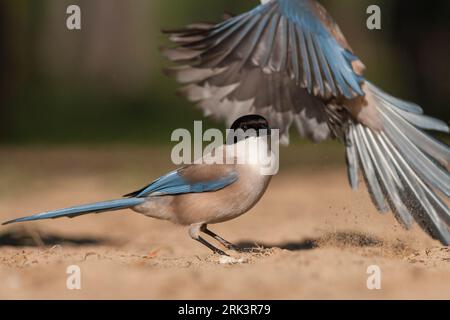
[189, 224, 228, 256]
[200, 225, 239, 251]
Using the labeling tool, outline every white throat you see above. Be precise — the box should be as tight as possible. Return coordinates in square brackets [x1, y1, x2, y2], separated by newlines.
[230, 136, 274, 173]
[203, 136, 278, 176]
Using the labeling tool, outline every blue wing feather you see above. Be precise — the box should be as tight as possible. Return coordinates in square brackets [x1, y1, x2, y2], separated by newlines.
[127, 169, 239, 198]
[278, 0, 364, 97]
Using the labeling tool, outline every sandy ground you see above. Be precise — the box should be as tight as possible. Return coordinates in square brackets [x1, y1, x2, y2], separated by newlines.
[0, 146, 449, 300]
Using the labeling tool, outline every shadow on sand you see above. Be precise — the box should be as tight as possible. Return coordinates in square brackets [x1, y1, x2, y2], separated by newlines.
[236, 231, 384, 252]
[0, 227, 109, 247]
[0, 228, 384, 252]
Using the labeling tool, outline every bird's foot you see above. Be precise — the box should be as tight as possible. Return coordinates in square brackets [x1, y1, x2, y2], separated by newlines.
[212, 247, 230, 257]
[200, 226, 240, 252]
[222, 243, 241, 252]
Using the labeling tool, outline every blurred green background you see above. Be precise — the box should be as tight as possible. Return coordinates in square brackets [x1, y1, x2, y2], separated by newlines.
[0, 0, 449, 145]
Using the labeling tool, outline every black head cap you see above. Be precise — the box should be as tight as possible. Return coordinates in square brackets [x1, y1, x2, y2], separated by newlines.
[230, 114, 270, 132]
[228, 115, 271, 144]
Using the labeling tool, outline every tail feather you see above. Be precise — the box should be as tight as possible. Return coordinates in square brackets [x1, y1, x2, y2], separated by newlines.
[381, 105, 450, 166]
[351, 125, 389, 213]
[392, 107, 449, 133]
[345, 82, 450, 245]
[2, 198, 145, 225]
[345, 127, 360, 190]
[376, 100, 450, 197]
[359, 126, 413, 227]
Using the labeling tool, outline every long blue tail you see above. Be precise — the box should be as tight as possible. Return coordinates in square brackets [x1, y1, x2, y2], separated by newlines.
[2, 198, 145, 225]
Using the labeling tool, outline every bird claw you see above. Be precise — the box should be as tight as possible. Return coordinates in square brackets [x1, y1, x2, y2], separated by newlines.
[213, 248, 229, 256]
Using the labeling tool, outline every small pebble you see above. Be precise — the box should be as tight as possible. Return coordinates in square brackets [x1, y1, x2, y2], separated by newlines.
[219, 256, 246, 265]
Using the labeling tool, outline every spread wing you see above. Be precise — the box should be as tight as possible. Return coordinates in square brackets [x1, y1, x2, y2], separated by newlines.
[163, 0, 450, 245]
[163, 0, 365, 144]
